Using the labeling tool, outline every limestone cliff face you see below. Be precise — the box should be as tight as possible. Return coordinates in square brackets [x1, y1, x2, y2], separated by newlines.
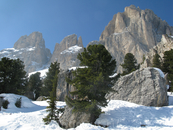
[141, 35, 173, 68]
[56, 70, 75, 101]
[50, 34, 84, 70]
[90, 5, 173, 72]
[0, 32, 52, 73]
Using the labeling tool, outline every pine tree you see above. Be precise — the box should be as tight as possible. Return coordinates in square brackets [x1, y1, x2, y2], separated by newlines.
[43, 66, 62, 125]
[27, 72, 42, 100]
[65, 44, 117, 123]
[0, 57, 28, 94]
[162, 49, 173, 92]
[121, 53, 139, 75]
[42, 62, 60, 96]
[152, 53, 162, 69]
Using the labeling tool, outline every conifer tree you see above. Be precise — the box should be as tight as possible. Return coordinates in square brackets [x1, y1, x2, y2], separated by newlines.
[0, 57, 28, 94]
[27, 72, 42, 100]
[121, 53, 139, 75]
[152, 53, 162, 69]
[65, 44, 117, 123]
[162, 49, 173, 92]
[42, 62, 60, 96]
[43, 65, 62, 125]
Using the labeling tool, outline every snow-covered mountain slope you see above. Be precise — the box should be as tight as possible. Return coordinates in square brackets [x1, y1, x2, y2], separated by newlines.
[0, 93, 173, 130]
[0, 32, 52, 73]
[0, 47, 36, 59]
[60, 45, 82, 54]
[49, 34, 84, 71]
[0, 46, 51, 73]
[28, 68, 49, 78]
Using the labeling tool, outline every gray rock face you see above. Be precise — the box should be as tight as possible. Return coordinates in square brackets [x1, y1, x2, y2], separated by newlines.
[14, 32, 44, 49]
[36, 96, 46, 101]
[89, 5, 173, 72]
[56, 70, 75, 101]
[59, 105, 92, 129]
[24, 91, 34, 100]
[106, 67, 168, 107]
[0, 96, 4, 111]
[50, 34, 84, 70]
[141, 35, 173, 68]
[0, 32, 52, 73]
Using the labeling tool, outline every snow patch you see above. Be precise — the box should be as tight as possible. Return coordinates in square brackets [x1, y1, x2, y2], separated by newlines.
[68, 66, 88, 71]
[109, 73, 117, 78]
[0, 93, 37, 113]
[154, 68, 165, 78]
[0, 93, 173, 129]
[28, 68, 48, 78]
[60, 45, 82, 54]
[27, 47, 36, 51]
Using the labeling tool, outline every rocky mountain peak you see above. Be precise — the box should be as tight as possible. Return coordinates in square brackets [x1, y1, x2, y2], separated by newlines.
[13, 32, 45, 49]
[96, 5, 173, 72]
[100, 5, 173, 42]
[0, 32, 51, 73]
[50, 34, 84, 70]
[124, 5, 141, 16]
[78, 36, 83, 47]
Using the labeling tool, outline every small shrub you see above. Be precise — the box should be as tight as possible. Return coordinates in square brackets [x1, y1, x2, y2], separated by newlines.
[2, 99, 9, 109]
[15, 97, 22, 108]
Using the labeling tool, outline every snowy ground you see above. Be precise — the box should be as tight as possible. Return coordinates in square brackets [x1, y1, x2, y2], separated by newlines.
[0, 93, 173, 130]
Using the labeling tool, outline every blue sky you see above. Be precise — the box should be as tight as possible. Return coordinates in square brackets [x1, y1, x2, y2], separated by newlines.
[0, 0, 172, 53]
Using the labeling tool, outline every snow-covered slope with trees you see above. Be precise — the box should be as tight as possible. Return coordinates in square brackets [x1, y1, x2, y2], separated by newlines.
[0, 93, 173, 130]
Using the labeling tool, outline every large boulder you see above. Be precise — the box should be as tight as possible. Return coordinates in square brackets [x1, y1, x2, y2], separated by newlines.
[59, 105, 92, 129]
[56, 69, 75, 101]
[36, 96, 47, 101]
[106, 67, 168, 107]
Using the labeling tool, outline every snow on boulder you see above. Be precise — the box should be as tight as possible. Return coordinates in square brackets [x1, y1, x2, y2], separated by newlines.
[154, 68, 165, 78]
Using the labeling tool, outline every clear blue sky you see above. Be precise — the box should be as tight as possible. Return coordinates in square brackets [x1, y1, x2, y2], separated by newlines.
[0, 0, 172, 53]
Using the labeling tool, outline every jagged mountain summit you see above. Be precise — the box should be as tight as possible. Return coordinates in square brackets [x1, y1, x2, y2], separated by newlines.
[50, 34, 84, 70]
[0, 33, 84, 73]
[1, 5, 173, 74]
[89, 5, 173, 72]
[0, 32, 52, 73]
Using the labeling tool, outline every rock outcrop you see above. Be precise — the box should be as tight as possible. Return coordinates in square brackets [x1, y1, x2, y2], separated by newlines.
[56, 69, 75, 101]
[141, 35, 173, 68]
[59, 105, 92, 129]
[0, 32, 52, 73]
[89, 5, 173, 72]
[36, 96, 47, 101]
[106, 67, 168, 107]
[50, 34, 84, 70]
[0, 96, 4, 111]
